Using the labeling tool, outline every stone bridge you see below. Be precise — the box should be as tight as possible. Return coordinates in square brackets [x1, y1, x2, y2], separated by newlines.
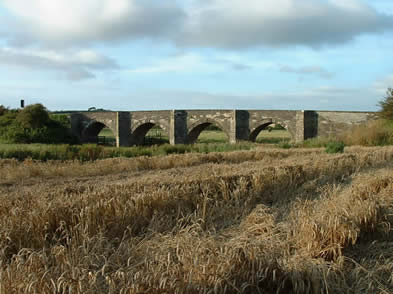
[70, 110, 377, 147]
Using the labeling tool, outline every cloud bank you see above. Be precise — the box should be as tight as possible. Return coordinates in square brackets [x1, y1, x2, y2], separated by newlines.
[1, 0, 392, 82]
[180, 0, 393, 48]
[2, 0, 393, 48]
[3, 0, 184, 45]
[280, 65, 334, 79]
[0, 47, 118, 80]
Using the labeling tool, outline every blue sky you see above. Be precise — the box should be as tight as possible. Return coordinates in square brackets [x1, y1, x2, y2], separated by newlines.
[1, 0, 393, 111]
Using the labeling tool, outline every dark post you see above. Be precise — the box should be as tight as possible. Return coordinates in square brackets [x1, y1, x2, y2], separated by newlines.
[20, 99, 25, 108]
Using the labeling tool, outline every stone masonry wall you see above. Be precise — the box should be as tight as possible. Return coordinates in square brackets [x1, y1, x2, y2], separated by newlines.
[315, 111, 378, 138]
[248, 110, 298, 140]
[71, 110, 378, 147]
[185, 110, 235, 143]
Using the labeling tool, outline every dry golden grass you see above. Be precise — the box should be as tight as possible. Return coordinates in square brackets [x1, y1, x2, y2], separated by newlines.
[0, 146, 393, 293]
[340, 120, 393, 146]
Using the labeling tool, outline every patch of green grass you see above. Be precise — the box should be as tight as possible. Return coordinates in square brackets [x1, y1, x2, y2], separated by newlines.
[256, 130, 291, 144]
[197, 130, 229, 144]
[97, 129, 293, 146]
[144, 127, 169, 145]
[195, 129, 292, 144]
[300, 137, 333, 148]
[98, 128, 115, 138]
[278, 142, 293, 149]
[0, 141, 256, 162]
[325, 141, 345, 154]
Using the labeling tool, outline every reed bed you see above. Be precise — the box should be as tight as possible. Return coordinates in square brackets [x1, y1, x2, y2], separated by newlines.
[0, 146, 393, 293]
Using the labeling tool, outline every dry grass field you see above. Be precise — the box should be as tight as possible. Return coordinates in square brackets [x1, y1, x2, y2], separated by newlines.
[1, 146, 393, 293]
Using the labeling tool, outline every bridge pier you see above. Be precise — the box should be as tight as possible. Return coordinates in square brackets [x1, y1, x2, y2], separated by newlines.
[116, 112, 131, 147]
[234, 110, 250, 142]
[169, 110, 188, 144]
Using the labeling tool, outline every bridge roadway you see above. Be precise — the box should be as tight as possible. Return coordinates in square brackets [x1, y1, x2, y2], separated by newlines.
[70, 110, 377, 147]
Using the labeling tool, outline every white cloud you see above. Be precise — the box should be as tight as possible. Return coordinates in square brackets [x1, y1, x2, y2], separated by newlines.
[2, 0, 184, 44]
[126, 54, 204, 74]
[280, 65, 334, 79]
[179, 0, 393, 48]
[2, 0, 393, 49]
[126, 53, 251, 74]
[0, 47, 118, 80]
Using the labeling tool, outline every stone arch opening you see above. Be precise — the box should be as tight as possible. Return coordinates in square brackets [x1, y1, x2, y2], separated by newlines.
[250, 121, 292, 143]
[82, 121, 116, 145]
[188, 122, 229, 144]
[98, 126, 116, 146]
[132, 122, 169, 145]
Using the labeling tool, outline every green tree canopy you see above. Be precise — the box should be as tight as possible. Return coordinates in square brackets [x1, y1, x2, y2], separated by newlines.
[379, 88, 393, 120]
[0, 105, 7, 116]
[16, 103, 50, 129]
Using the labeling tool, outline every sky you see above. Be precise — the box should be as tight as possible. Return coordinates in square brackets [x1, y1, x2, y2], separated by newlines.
[1, 0, 393, 111]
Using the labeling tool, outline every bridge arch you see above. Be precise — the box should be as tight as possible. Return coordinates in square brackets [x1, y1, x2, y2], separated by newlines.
[131, 120, 170, 145]
[81, 120, 116, 144]
[249, 119, 294, 142]
[187, 119, 230, 144]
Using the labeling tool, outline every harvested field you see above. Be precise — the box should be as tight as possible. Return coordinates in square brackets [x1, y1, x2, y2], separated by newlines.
[1, 146, 393, 293]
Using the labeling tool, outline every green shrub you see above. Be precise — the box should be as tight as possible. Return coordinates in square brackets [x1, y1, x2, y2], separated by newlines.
[80, 145, 104, 161]
[0, 105, 7, 116]
[378, 88, 393, 121]
[0, 105, 77, 144]
[279, 142, 292, 149]
[301, 137, 332, 148]
[16, 104, 49, 129]
[50, 114, 71, 128]
[163, 145, 187, 155]
[0, 111, 18, 130]
[325, 141, 345, 154]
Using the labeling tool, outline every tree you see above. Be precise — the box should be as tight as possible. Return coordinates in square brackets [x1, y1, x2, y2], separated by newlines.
[0, 105, 7, 116]
[378, 88, 393, 120]
[16, 103, 49, 129]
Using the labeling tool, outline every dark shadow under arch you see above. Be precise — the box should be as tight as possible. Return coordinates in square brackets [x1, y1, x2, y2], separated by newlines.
[188, 122, 229, 144]
[132, 122, 169, 145]
[249, 122, 273, 142]
[82, 121, 114, 144]
[249, 121, 293, 143]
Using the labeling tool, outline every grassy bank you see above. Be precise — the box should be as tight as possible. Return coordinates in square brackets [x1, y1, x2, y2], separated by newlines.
[0, 141, 256, 162]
